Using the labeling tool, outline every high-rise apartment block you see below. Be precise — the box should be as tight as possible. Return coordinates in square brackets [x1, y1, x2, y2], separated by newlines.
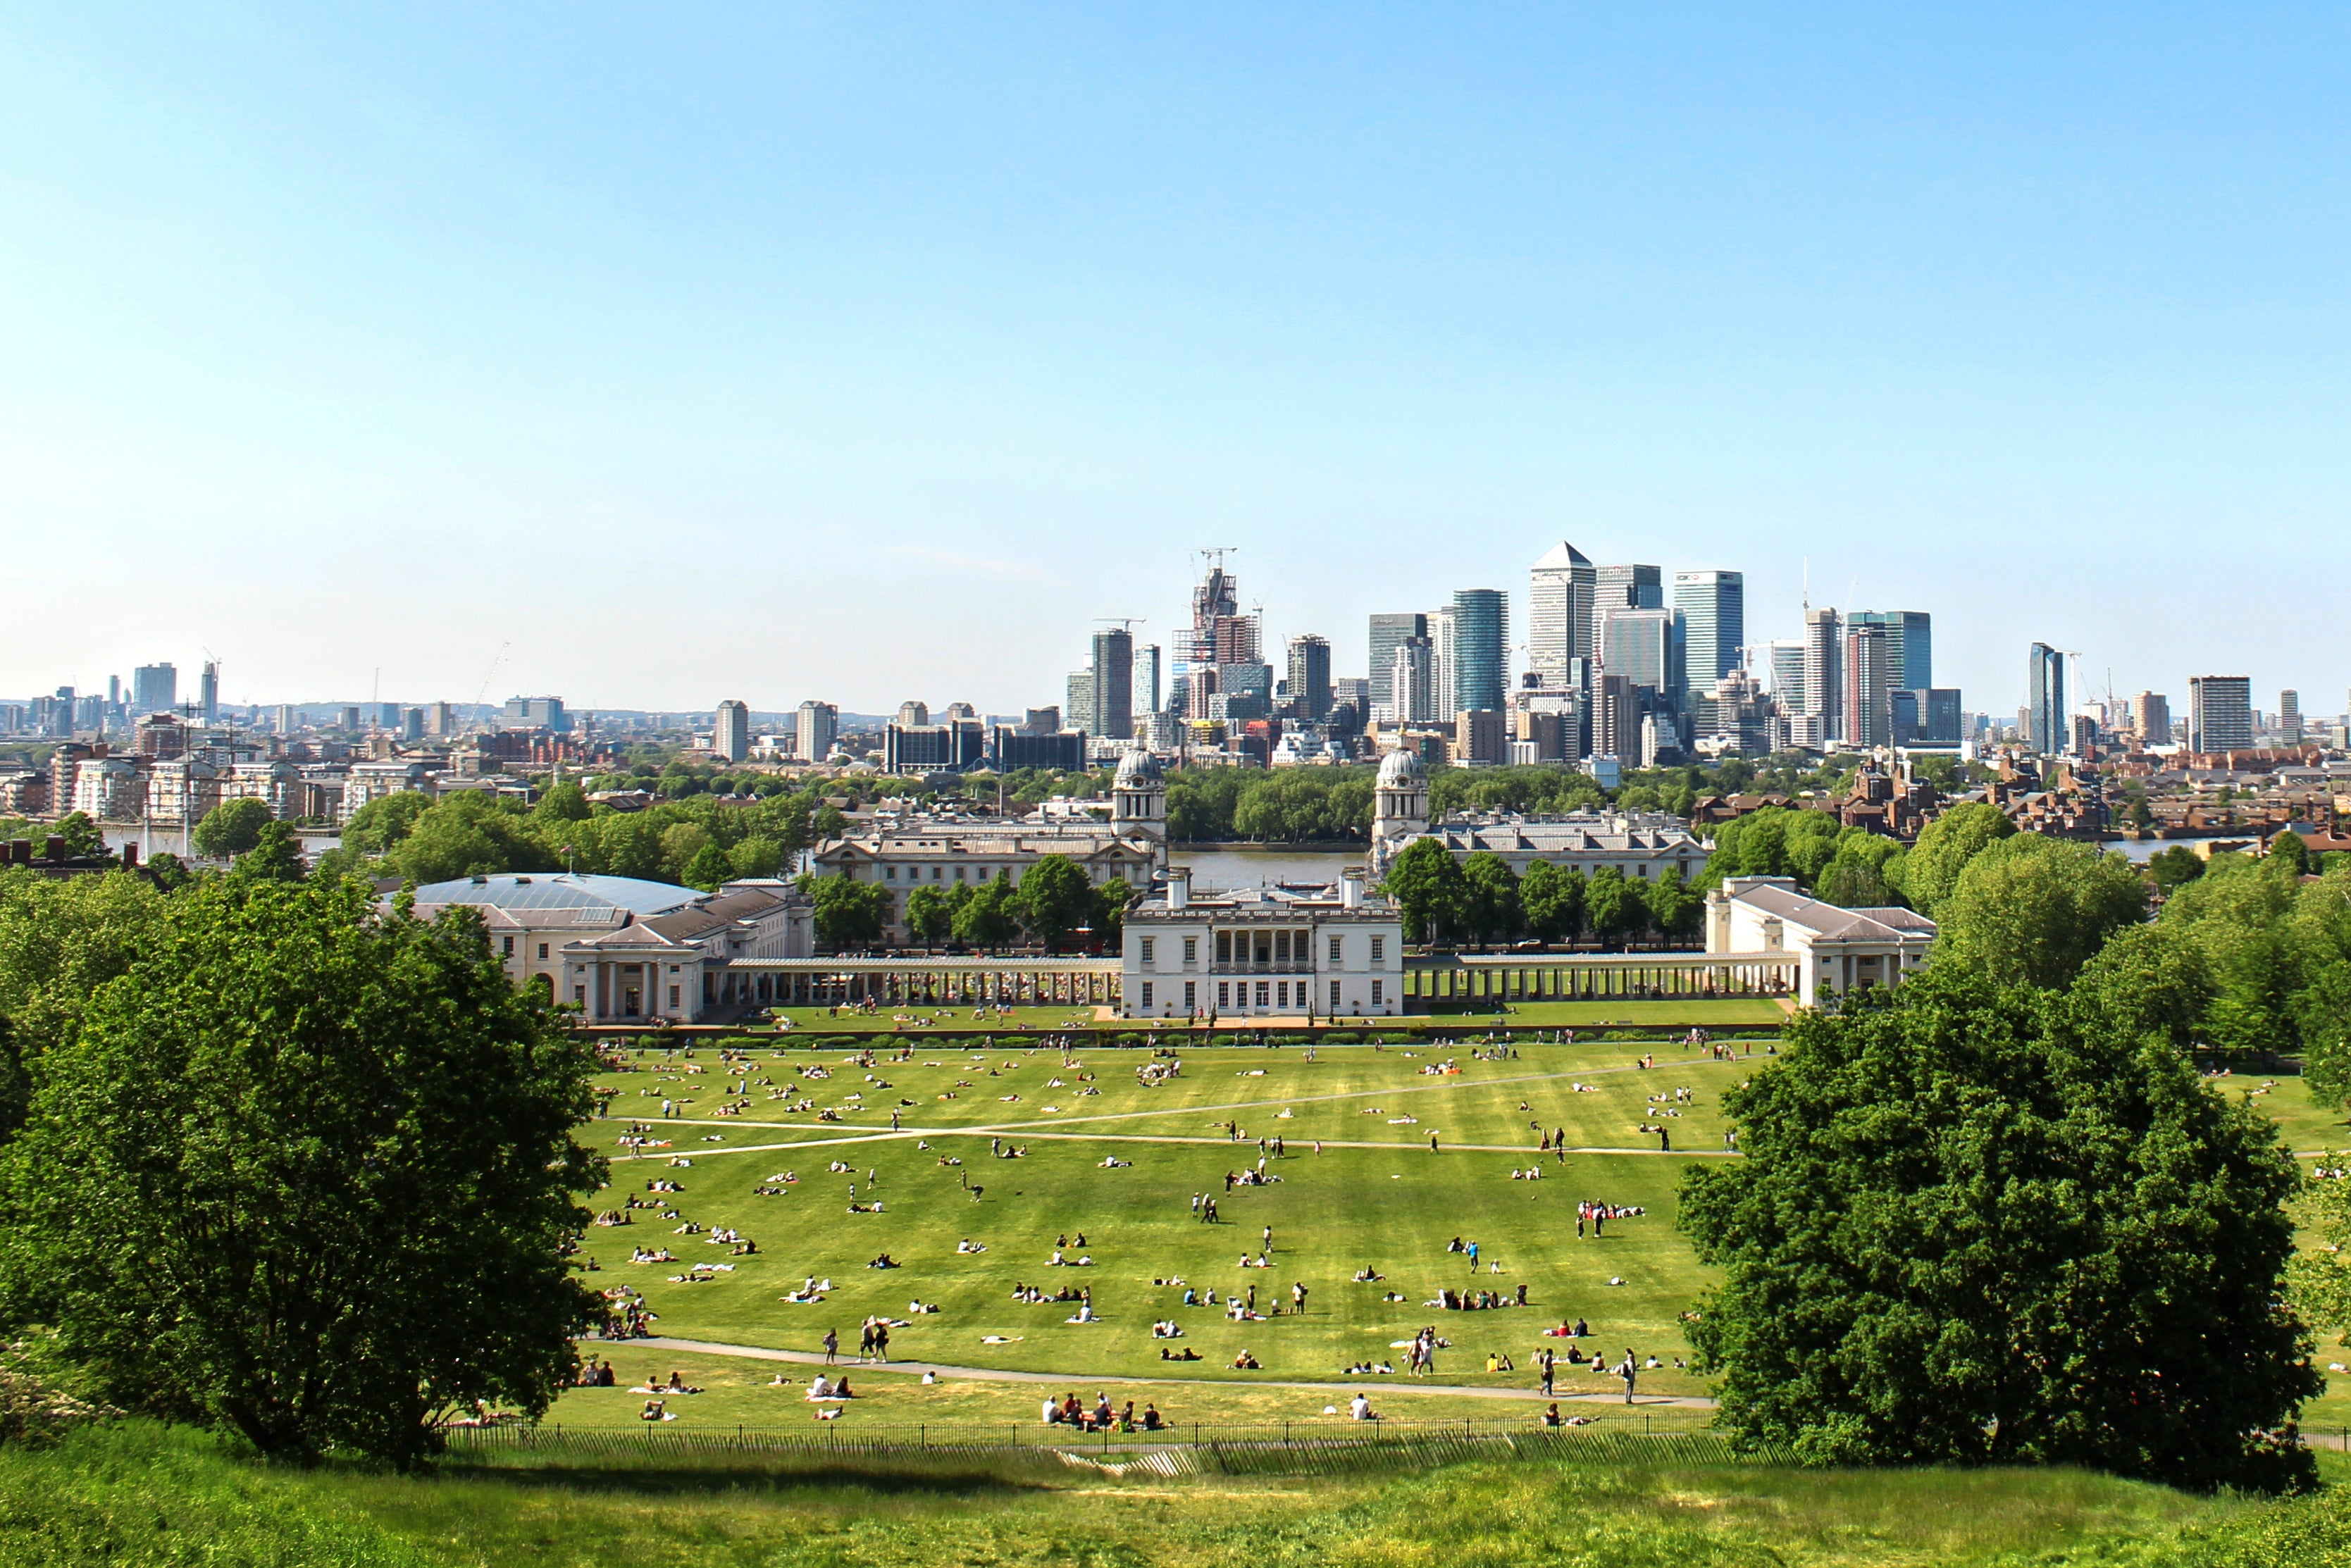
[1133, 645, 1161, 719]
[1389, 635, 1438, 724]
[1090, 627, 1134, 739]
[132, 663, 176, 714]
[1766, 640, 1806, 710]
[2188, 676, 2253, 753]
[2026, 644, 2066, 754]
[1448, 588, 1507, 716]
[714, 699, 751, 762]
[1065, 671, 1096, 736]
[2131, 692, 2171, 746]
[795, 700, 838, 762]
[1527, 542, 1596, 688]
[1367, 613, 1427, 717]
[2279, 689, 2303, 745]
[1671, 570, 1744, 689]
[1286, 634, 1332, 720]
[1842, 621, 1896, 749]
[1596, 562, 1663, 612]
[1799, 608, 1842, 748]
[200, 661, 220, 723]
[1847, 611, 1931, 690]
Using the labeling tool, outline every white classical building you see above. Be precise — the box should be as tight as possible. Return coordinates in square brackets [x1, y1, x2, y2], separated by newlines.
[1119, 866, 1406, 1020]
[1367, 748, 1709, 882]
[1704, 876, 1936, 1000]
[809, 750, 1169, 945]
[405, 873, 814, 1024]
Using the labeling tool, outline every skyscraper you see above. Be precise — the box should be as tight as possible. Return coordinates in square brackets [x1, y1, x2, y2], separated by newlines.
[714, 699, 751, 762]
[1133, 645, 1162, 720]
[1842, 621, 1894, 749]
[2188, 676, 2253, 752]
[200, 661, 219, 723]
[1367, 613, 1427, 717]
[1065, 670, 1097, 736]
[2279, 689, 2303, 745]
[1091, 626, 1134, 739]
[1430, 606, 1456, 716]
[1766, 640, 1806, 710]
[2132, 692, 2171, 746]
[1527, 542, 1596, 688]
[1596, 563, 1663, 612]
[1391, 636, 1438, 723]
[2027, 644, 2066, 754]
[1801, 609, 1842, 747]
[1448, 589, 1507, 716]
[1847, 611, 1932, 690]
[1671, 571, 1744, 689]
[132, 663, 176, 714]
[795, 700, 838, 762]
[1596, 606, 1683, 707]
[1286, 634, 1332, 721]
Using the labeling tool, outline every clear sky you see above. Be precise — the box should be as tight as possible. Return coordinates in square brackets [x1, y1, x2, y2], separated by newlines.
[4, 5, 2347, 720]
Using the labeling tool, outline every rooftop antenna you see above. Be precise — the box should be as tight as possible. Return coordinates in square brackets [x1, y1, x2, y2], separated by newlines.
[1801, 557, 1809, 613]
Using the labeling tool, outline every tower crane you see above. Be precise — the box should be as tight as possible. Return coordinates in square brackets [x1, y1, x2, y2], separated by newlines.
[472, 642, 511, 732]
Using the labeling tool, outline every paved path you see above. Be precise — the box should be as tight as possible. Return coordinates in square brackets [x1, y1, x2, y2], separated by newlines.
[619, 1334, 1716, 1409]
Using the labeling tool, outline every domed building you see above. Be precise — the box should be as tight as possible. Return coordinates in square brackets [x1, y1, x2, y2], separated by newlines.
[1367, 742, 1708, 884]
[1368, 748, 1430, 871]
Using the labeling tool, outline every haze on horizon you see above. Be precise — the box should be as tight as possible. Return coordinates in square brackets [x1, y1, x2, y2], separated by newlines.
[4, 5, 2349, 719]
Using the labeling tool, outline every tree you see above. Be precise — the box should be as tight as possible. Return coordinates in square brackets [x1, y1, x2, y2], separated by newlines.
[1016, 856, 1096, 952]
[383, 795, 556, 886]
[2290, 1162, 2351, 1351]
[2149, 845, 2207, 892]
[44, 813, 106, 861]
[533, 780, 592, 824]
[904, 883, 959, 948]
[1380, 838, 1467, 945]
[2157, 853, 2306, 1057]
[1680, 964, 2319, 1492]
[1900, 802, 2018, 916]
[1933, 835, 2147, 990]
[680, 842, 729, 892]
[806, 874, 891, 949]
[340, 792, 433, 859]
[1091, 881, 1132, 950]
[0, 877, 603, 1467]
[1644, 866, 1703, 943]
[1459, 853, 1521, 947]
[953, 874, 1022, 950]
[1520, 861, 1584, 946]
[1585, 866, 1646, 948]
[2269, 829, 2312, 876]
[190, 798, 273, 861]
[232, 822, 306, 883]
[0, 870, 168, 1142]
[728, 835, 784, 880]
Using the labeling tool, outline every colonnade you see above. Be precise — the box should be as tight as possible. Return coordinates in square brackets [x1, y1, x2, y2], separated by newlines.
[1406, 955, 1798, 1004]
[730, 961, 1123, 1009]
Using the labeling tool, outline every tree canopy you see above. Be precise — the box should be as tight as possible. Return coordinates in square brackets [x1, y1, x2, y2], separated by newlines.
[1931, 835, 2147, 990]
[1682, 960, 2319, 1491]
[190, 797, 273, 860]
[0, 876, 603, 1467]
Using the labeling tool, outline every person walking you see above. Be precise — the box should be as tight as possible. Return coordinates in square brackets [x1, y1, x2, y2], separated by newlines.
[1291, 1280, 1308, 1314]
[1263, 1224, 1274, 1255]
[873, 1323, 889, 1364]
[1616, 1351, 1637, 1404]
[1538, 1347, 1556, 1397]
[1429, 1131, 1439, 1152]
[1466, 1239, 1479, 1271]
[1658, 1126, 1670, 1153]
[823, 1328, 839, 1366]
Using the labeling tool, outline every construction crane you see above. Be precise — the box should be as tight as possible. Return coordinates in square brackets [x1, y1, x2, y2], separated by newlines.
[472, 642, 511, 732]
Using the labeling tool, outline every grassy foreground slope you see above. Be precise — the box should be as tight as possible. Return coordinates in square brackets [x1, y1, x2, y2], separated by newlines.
[4, 1424, 2350, 1568]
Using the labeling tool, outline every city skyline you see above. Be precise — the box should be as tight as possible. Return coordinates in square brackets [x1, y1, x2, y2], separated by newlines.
[6, 11, 2351, 713]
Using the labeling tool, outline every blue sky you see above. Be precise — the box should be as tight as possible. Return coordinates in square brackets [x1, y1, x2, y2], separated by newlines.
[4, 4, 2347, 718]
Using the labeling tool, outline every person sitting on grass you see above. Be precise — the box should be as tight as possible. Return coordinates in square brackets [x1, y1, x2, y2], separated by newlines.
[1541, 1402, 1563, 1427]
[1350, 1393, 1376, 1421]
[665, 1370, 701, 1393]
[1160, 1346, 1201, 1362]
[640, 1399, 671, 1421]
[1142, 1403, 1165, 1430]
[1231, 1349, 1261, 1369]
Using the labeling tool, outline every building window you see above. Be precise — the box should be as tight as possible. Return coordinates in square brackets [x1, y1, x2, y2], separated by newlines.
[668, 986, 680, 1008]
[1141, 982, 1153, 1009]
[538, 942, 549, 961]
[1140, 937, 1155, 965]
[573, 986, 586, 1005]
[502, 935, 514, 957]
[1215, 931, 1232, 963]
[1330, 980, 1342, 1011]
[1371, 980, 1384, 1006]
[1274, 930, 1291, 964]
[1327, 935, 1342, 964]
[1277, 981, 1289, 1009]
[885, 866, 896, 880]
[1370, 936, 1385, 964]
[1184, 981, 1196, 1011]
[1255, 981, 1270, 1007]
[932, 866, 942, 879]
[1183, 936, 1197, 964]
[1217, 981, 1230, 1009]
[955, 866, 964, 880]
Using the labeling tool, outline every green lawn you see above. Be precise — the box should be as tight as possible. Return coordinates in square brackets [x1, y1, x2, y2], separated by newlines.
[687, 996, 1788, 1041]
[7, 1421, 2350, 1568]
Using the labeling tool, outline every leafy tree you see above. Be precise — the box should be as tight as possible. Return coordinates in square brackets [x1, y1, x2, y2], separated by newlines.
[1459, 853, 1521, 947]
[382, 795, 557, 886]
[232, 822, 306, 884]
[1933, 835, 2147, 990]
[1585, 866, 1647, 947]
[2289, 861, 2351, 1109]
[2290, 1162, 2351, 1350]
[0, 870, 168, 1141]
[1681, 964, 2319, 1492]
[190, 798, 273, 860]
[0, 877, 603, 1467]
[1697, 807, 1842, 892]
[142, 852, 193, 891]
[2269, 829, 2312, 876]
[805, 874, 891, 949]
[728, 835, 784, 879]
[680, 842, 729, 892]
[1644, 866, 1704, 942]
[1380, 838, 1467, 945]
[533, 780, 592, 824]
[1016, 856, 1097, 952]
[904, 883, 959, 947]
[339, 792, 433, 859]
[1899, 802, 2017, 916]
[1519, 861, 1584, 945]
[2149, 845, 2207, 892]
[658, 823, 710, 882]
[1091, 880, 1133, 950]
[2157, 853, 2306, 1056]
[953, 874, 1022, 950]
[42, 813, 107, 861]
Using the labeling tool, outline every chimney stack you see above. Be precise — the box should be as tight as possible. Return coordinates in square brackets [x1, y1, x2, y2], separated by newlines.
[1167, 866, 1191, 909]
